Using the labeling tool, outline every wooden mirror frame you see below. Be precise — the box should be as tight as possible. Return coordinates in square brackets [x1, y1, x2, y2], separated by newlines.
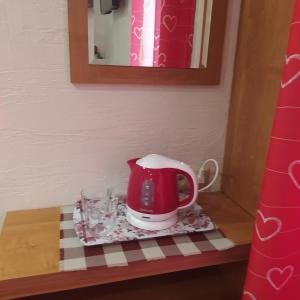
[68, 0, 228, 85]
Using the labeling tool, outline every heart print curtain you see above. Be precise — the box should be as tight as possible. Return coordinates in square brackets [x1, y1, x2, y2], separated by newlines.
[130, 0, 196, 68]
[243, 1, 300, 299]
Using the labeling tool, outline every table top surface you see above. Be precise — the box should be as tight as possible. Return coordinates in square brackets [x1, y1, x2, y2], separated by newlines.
[0, 192, 254, 299]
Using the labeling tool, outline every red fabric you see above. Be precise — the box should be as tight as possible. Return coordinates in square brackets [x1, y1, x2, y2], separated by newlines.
[130, 0, 196, 67]
[242, 1, 300, 299]
[130, 0, 144, 66]
[153, 0, 196, 68]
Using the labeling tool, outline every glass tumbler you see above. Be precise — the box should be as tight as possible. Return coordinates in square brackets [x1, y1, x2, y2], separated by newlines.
[81, 187, 118, 238]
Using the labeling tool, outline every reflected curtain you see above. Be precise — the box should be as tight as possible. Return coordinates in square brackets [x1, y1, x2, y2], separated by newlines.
[130, 0, 196, 68]
[242, 1, 300, 299]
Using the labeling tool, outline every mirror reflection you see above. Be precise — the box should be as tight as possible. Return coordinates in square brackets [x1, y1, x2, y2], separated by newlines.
[88, 0, 213, 69]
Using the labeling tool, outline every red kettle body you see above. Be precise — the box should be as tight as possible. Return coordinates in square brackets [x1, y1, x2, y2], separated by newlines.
[126, 154, 198, 230]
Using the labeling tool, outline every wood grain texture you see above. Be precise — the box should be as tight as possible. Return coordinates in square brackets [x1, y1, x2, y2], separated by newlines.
[67, 0, 228, 85]
[222, 0, 295, 216]
[198, 192, 254, 245]
[0, 245, 249, 299]
[0, 208, 60, 281]
[0, 193, 253, 298]
[25, 262, 248, 300]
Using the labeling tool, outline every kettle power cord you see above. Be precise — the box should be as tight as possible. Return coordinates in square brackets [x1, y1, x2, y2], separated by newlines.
[197, 159, 219, 192]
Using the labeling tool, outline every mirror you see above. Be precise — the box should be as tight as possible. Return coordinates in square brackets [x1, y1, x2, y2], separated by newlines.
[68, 0, 228, 84]
[88, 0, 213, 68]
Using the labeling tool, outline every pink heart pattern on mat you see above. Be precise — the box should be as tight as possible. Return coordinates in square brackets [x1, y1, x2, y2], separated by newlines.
[288, 160, 300, 190]
[255, 210, 282, 241]
[267, 266, 294, 291]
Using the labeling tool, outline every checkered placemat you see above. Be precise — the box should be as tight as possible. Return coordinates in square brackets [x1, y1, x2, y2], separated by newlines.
[59, 205, 235, 272]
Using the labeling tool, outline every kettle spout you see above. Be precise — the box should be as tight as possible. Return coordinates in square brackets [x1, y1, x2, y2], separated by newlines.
[127, 158, 139, 170]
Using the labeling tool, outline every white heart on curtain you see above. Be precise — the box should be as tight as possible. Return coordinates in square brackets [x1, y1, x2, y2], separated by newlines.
[130, 53, 138, 61]
[188, 33, 193, 47]
[255, 210, 282, 241]
[158, 53, 167, 63]
[133, 27, 144, 39]
[163, 15, 178, 32]
[131, 15, 135, 26]
[158, 52, 167, 67]
[288, 160, 300, 190]
[281, 53, 300, 88]
[243, 291, 256, 300]
[267, 266, 294, 291]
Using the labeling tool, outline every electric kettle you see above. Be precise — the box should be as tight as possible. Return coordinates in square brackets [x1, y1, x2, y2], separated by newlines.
[126, 154, 198, 230]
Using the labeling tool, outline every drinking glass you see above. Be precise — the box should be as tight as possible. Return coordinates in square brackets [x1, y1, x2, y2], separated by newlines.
[81, 187, 118, 238]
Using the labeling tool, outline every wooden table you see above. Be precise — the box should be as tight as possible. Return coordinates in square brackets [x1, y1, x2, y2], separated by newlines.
[0, 192, 254, 299]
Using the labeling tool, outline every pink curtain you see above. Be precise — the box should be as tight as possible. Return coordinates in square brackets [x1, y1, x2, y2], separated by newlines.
[242, 1, 300, 299]
[130, 0, 145, 66]
[130, 0, 196, 68]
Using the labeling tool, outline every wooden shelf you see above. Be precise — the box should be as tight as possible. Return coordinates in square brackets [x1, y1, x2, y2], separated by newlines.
[198, 192, 254, 245]
[0, 192, 254, 299]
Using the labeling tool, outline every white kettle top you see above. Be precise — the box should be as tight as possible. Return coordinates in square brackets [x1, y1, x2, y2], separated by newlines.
[136, 154, 187, 170]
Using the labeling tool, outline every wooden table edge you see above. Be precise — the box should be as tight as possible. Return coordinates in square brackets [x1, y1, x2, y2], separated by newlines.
[0, 244, 250, 299]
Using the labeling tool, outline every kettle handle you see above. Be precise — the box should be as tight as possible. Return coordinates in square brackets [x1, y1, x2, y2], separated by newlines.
[175, 165, 198, 210]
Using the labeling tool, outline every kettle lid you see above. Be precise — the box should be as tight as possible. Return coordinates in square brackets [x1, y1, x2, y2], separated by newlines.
[136, 154, 184, 169]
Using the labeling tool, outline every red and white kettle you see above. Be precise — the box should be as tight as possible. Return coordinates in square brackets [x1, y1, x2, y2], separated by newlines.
[126, 154, 199, 230]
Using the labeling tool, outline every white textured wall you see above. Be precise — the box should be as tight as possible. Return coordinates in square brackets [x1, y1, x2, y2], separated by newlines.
[93, 0, 131, 65]
[0, 0, 241, 212]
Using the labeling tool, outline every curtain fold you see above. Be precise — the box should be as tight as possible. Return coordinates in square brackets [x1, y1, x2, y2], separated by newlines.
[242, 1, 300, 299]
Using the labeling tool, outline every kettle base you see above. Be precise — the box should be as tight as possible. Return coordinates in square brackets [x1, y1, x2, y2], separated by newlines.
[126, 211, 178, 231]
